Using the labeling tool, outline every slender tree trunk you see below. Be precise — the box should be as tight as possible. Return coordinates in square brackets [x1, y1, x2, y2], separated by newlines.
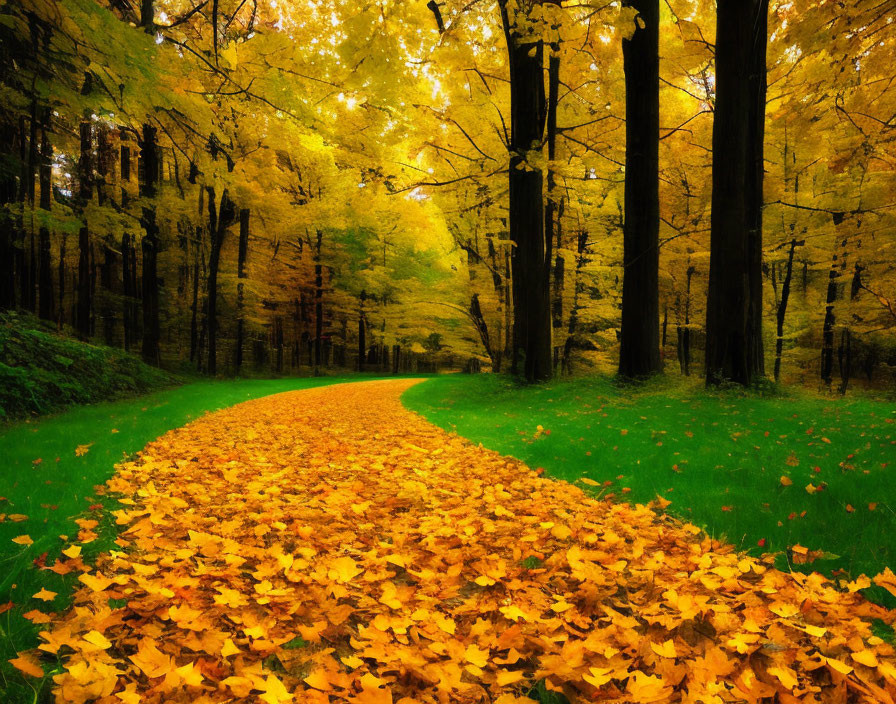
[561, 229, 589, 374]
[619, 0, 661, 378]
[17, 116, 32, 312]
[190, 228, 201, 363]
[0, 120, 17, 309]
[140, 123, 160, 365]
[206, 187, 234, 376]
[358, 293, 367, 372]
[705, 0, 768, 385]
[774, 238, 801, 382]
[76, 119, 92, 340]
[500, 0, 551, 382]
[57, 234, 66, 328]
[122, 232, 132, 350]
[313, 228, 324, 374]
[37, 108, 54, 322]
[235, 209, 249, 373]
[821, 226, 849, 387]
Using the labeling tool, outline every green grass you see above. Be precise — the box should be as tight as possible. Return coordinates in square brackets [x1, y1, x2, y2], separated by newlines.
[0, 375, 387, 702]
[0, 311, 176, 421]
[403, 374, 896, 608]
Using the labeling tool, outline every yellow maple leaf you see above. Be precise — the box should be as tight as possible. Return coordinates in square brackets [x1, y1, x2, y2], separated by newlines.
[32, 588, 56, 602]
[12, 535, 33, 545]
[75, 443, 93, 457]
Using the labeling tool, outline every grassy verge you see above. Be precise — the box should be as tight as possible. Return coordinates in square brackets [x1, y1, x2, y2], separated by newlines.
[0, 375, 389, 701]
[0, 311, 177, 421]
[403, 374, 896, 608]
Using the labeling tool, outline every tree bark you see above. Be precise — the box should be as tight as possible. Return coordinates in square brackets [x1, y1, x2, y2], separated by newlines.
[37, 108, 54, 322]
[618, 0, 661, 378]
[500, 0, 551, 382]
[76, 119, 92, 340]
[358, 293, 367, 372]
[0, 120, 17, 309]
[235, 208, 249, 373]
[140, 123, 160, 365]
[773, 238, 801, 382]
[705, 0, 768, 385]
[206, 186, 235, 376]
[313, 228, 324, 374]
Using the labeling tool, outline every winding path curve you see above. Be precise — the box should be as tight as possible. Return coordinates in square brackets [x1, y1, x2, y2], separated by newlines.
[39, 380, 896, 703]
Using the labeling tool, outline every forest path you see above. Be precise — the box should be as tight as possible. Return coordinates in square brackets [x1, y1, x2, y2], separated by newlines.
[38, 379, 896, 703]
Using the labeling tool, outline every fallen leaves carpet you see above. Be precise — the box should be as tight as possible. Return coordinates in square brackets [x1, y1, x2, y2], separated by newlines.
[20, 379, 896, 703]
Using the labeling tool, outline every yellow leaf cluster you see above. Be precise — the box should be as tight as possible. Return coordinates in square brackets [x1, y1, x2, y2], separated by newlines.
[18, 380, 896, 703]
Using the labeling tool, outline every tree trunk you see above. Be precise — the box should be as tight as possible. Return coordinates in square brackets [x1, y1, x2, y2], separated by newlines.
[358, 294, 367, 372]
[0, 120, 17, 310]
[235, 208, 249, 373]
[190, 227, 201, 363]
[140, 123, 160, 365]
[37, 108, 54, 322]
[705, 0, 768, 385]
[500, 0, 551, 382]
[618, 0, 661, 378]
[821, 228, 849, 387]
[746, 2, 769, 377]
[773, 238, 801, 382]
[122, 232, 133, 351]
[206, 186, 234, 376]
[561, 229, 589, 374]
[76, 119, 92, 340]
[313, 228, 324, 374]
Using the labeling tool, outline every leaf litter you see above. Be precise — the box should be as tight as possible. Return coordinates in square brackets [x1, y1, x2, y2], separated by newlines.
[14, 380, 896, 703]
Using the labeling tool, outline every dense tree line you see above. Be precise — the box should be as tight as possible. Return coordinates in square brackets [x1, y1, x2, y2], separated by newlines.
[1, 0, 894, 388]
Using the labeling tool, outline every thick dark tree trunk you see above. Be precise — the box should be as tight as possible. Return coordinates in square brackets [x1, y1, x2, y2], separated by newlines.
[37, 109, 54, 322]
[140, 123, 160, 365]
[235, 208, 249, 373]
[705, 0, 768, 385]
[618, 0, 661, 378]
[500, 0, 551, 382]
